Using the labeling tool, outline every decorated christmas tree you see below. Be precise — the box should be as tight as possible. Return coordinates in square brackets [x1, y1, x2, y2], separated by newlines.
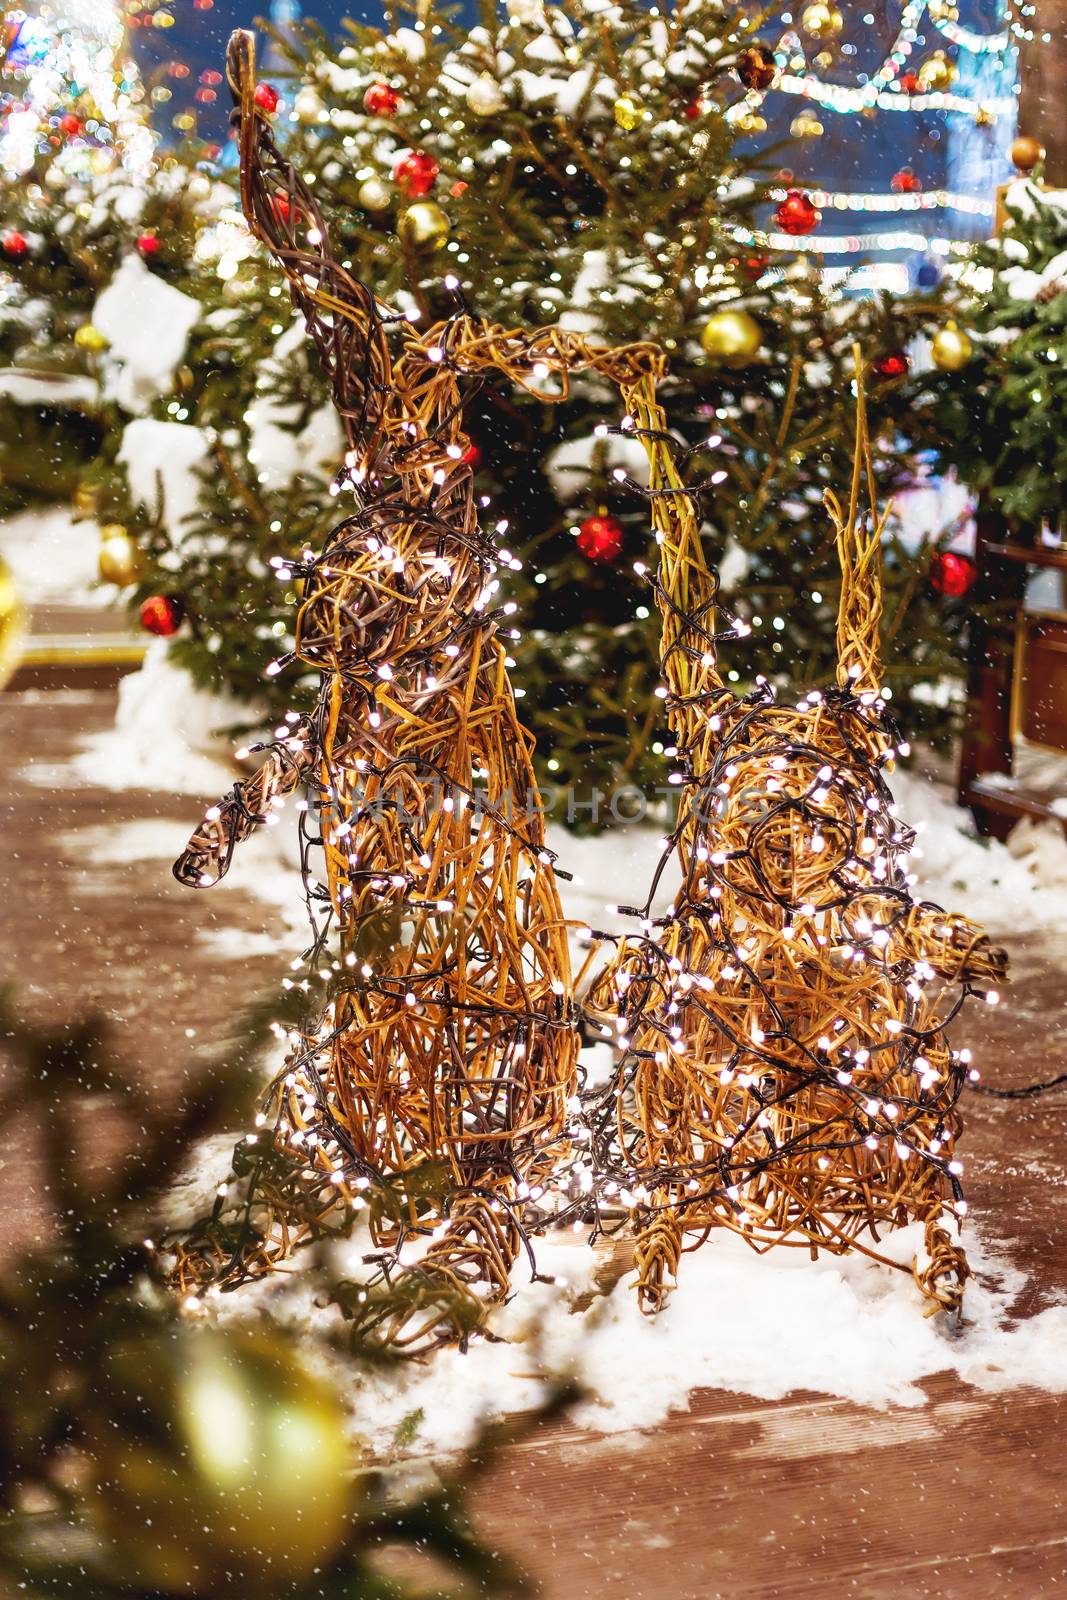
[3, 0, 963, 802]
[113, 0, 961, 804]
[915, 169, 1067, 538]
[0, 0, 160, 508]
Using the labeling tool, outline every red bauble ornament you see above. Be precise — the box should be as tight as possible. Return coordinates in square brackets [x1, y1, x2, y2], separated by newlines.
[2, 230, 28, 259]
[271, 194, 295, 225]
[739, 251, 769, 281]
[929, 551, 977, 599]
[872, 350, 909, 380]
[577, 513, 624, 564]
[139, 595, 185, 636]
[890, 167, 922, 193]
[899, 70, 919, 94]
[254, 81, 280, 113]
[775, 189, 819, 236]
[136, 231, 160, 257]
[461, 441, 482, 469]
[363, 81, 400, 115]
[57, 112, 80, 137]
[683, 95, 705, 120]
[393, 150, 439, 196]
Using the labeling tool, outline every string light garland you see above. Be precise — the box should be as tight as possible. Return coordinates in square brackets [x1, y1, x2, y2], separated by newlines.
[583, 353, 1009, 1318]
[729, 222, 976, 257]
[768, 186, 994, 218]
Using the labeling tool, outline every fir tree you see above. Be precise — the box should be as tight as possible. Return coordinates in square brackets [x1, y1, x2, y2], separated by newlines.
[3, 0, 959, 803]
[916, 178, 1067, 537]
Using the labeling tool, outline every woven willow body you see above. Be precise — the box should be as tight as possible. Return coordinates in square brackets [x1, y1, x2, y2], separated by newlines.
[588, 382, 1008, 1317]
[170, 35, 700, 1347]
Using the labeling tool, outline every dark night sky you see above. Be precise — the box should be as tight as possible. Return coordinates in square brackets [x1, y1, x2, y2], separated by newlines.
[132, 0, 378, 144]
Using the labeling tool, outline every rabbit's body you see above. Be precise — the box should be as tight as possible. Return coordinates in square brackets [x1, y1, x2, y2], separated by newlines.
[588, 384, 1006, 1319]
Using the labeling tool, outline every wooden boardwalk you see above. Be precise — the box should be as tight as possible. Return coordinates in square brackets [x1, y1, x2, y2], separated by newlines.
[2, 623, 1067, 1598]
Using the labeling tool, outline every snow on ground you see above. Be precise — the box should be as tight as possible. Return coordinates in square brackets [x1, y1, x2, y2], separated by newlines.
[167, 1207, 1067, 1462]
[159, 1122, 1067, 1458]
[60, 638, 248, 795]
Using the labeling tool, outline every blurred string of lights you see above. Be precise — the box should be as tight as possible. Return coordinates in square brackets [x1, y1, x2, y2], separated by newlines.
[727, 0, 1032, 125]
[725, 0, 1021, 263]
[730, 221, 976, 255]
[0, 0, 156, 177]
[769, 185, 994, 216]
[750, 187, 993, 255]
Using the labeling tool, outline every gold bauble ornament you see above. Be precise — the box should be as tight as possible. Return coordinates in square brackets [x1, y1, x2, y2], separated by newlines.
[0, 557, 26, 691]
[466, 74, 506, 117]
[790, 109, 824, 138]
[931, 320, 973, 372]
[74, 323, 108, 353]
[613, 94, 641, 131]
[358, 175, 393, 213]
[801, 1, 843, 36]
[98, 525, 142, 586]
[399, 200, 449, 249]
[928, 0, 959, 20]
[1010, 134, 1045, 172]
[917, 50, 955, 92]
[701, 308, 762, 366]
[87, 1328, 354, 1595]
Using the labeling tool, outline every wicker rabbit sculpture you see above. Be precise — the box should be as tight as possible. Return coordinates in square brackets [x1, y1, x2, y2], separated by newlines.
[587, 376, 1008, 1319]
[171, 32, 693, 1349]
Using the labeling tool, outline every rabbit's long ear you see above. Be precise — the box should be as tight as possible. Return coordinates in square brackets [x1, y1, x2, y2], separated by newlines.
[827, 346, 888, 694]
[225, 30, 393, 457]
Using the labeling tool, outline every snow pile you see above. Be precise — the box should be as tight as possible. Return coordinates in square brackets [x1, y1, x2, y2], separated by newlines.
[68, 638, 246, 794]
[93, 255, 200, 414]
[247, 398, 343, 492]
[0, 369, 97, 408]
[246, 321, 344, 491]
[119, 417, 210, 540]
[0, 503, 108, 607]
[1001, 178, 1067, 227]
[888, 472, 973, 558]
[192, 1217, 1067, 1460]
[544, 427, 651, 503]
[891, 765, 1067, 935]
